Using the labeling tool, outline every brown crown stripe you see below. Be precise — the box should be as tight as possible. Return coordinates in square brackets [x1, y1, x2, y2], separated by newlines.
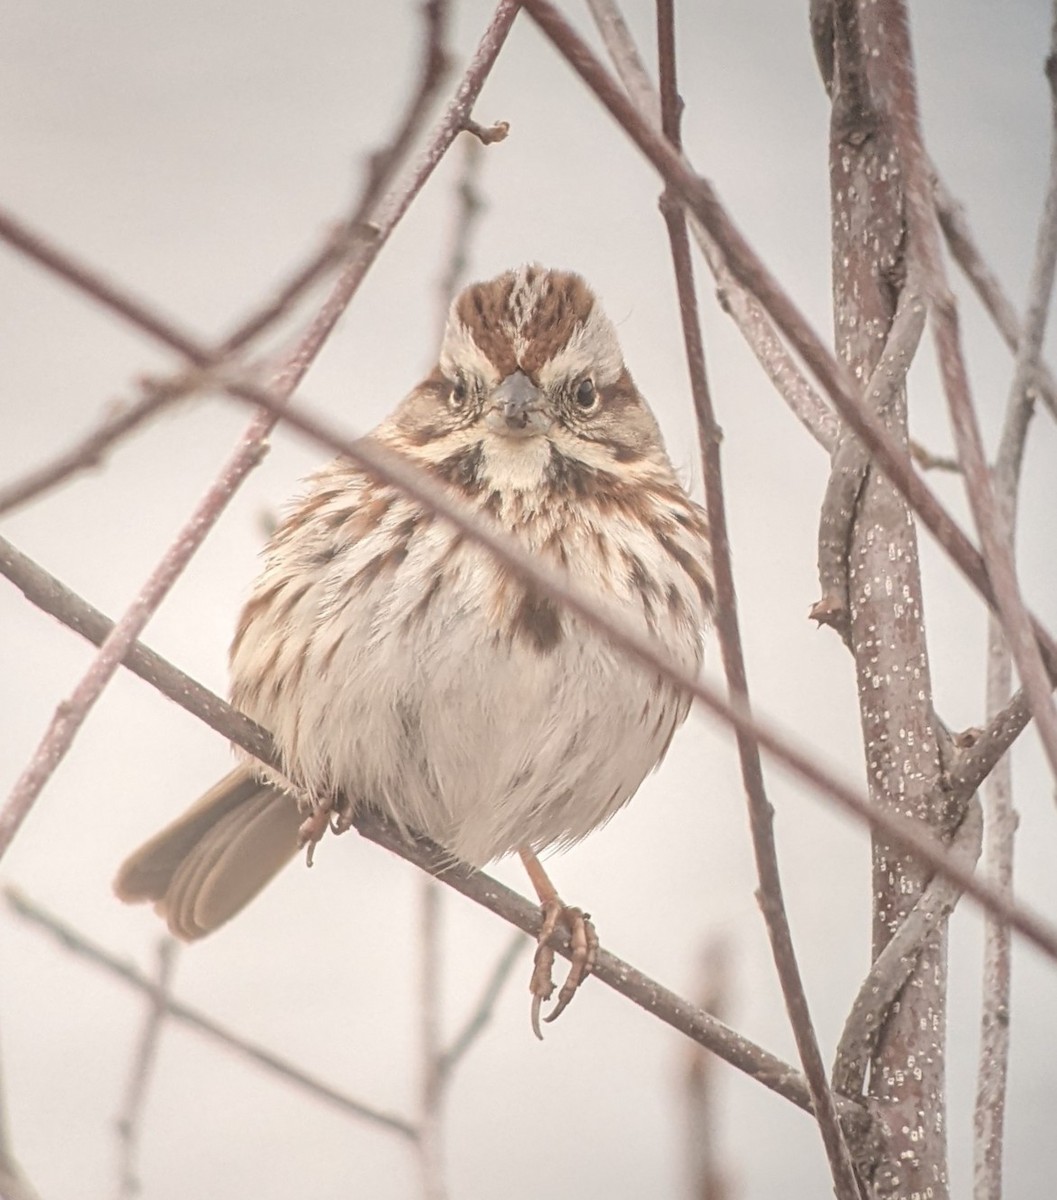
[455, 269, 598, 380]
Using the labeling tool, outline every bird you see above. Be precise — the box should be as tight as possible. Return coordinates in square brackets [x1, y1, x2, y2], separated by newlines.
[115, 264, 714, 1033]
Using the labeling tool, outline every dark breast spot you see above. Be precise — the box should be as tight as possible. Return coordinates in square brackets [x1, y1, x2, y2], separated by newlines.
[433, 442, 485, 493]
[511, 586, 564, 654]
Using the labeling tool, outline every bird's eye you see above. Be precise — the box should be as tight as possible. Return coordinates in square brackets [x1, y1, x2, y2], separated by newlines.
[574, 378, 599, 412]
[449, 377, 469, 411]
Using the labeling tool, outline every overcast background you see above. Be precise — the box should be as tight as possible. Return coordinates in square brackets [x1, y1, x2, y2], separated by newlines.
[2, 2, 1055, 1197]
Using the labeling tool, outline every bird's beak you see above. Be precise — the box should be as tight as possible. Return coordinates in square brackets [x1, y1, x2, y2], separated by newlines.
[487, 371, 548, 438]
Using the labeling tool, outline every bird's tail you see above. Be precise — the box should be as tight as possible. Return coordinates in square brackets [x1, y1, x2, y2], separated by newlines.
[114, 765, 303, 940]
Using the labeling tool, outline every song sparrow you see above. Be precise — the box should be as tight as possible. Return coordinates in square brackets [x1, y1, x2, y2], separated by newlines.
[115, 265, 714, 1031]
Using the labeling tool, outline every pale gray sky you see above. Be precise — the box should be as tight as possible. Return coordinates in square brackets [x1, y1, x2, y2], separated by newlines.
[1, 3, 1055, 1198]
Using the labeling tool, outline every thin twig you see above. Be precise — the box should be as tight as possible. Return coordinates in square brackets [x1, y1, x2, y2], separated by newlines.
[584, 0, 839, 454]
[0, 386, 174, 517]
[519, 0, 1057, 684]
[683, 938, 736, 1200]
[0, 0, 521, 864]
[974, 12, 1057, 1196]
[874, 0, 1057, 781]
[417, 882, 446, 1200]
[812, 276, 927, 641]
[220, 0, 453, 355]
[438, 934, 524, 1080]
[935, 174, 1057, 424]
[4, 888, 417, 1141]
[114, 939, 177, 1200]
[655, 4, 860, 1195]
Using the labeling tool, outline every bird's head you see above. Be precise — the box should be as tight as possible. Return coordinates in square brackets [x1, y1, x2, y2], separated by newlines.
[386, 265, 671, 497]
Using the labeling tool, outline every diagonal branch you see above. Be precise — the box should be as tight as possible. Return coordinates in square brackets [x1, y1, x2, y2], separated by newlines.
[0, 0, 521, 863]
[656, 4, 861, 1195]
[873, 0, 1057, 782]
[519, 0, 1057, 687]
[833, 798, 983, 1099]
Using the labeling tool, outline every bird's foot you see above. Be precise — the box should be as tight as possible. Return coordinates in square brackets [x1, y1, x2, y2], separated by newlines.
[529, 898, 598, 1039]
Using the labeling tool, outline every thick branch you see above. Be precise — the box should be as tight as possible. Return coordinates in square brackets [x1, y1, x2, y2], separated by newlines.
[518, 0, 1057, 686]
[875, 0, 1057, 781]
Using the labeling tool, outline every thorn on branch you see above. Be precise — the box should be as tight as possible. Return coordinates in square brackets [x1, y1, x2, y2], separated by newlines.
[461, 117, 510, 145]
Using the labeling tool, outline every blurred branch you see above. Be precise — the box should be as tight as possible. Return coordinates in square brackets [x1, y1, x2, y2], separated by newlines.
[683, 939, 736, 1200]
[0, 1029, 42, 1200]
[0, 384, 175, 517]
[417, 882, 446, 1200]
[438, 934, 524, 1081]
[974, 11, 1057, 1196]
[220, 0, 453, 355]
[114, 939, 177, 1200]
[0, 0, 520, 864]
[4, 887, 417, 1142]
[656, 4, 860, 1194]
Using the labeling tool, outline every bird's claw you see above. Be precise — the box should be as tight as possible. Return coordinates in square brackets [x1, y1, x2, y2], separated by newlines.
[528, 899, 598, 1039]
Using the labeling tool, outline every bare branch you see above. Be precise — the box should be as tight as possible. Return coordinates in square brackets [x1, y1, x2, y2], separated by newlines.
[585, 1, 839, 454]
[114, 939, 177, 1200]
[656, 5, 860, 1194]
[438, 934, 524, 1081]
[0, 0, 521, 864]
[873, 0, 1057, 781]
[4, 888, 417, 1142]
[220, 0, 453, 355]
[519, 0, 1057, 685]
[833, 800, 982, 1099]
[935, 175, 1057, 425]
[812, 276, 927, 641]
[974, 11, 1057, 1195]
[0, 384, 174, 517]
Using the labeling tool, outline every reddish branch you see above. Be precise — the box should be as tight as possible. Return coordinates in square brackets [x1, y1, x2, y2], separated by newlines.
[0, 0, 520, 863]
[518, 0, 1057, 687]
[656, 4, 861, 1195]
[874, 0, 1057, 784]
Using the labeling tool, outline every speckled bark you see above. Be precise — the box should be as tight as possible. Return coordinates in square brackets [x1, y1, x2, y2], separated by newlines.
[825, 4, 949, 1196]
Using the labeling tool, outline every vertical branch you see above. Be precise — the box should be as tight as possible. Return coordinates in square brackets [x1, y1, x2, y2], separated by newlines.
[114, 940, 178, 1200]
[417, 882, 446, 1200]
[823, 3, 949, 1195]
[974, 8, 1057, 1196]
[657, 4, 862, 1197]
[682, 938, 736, 1200]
